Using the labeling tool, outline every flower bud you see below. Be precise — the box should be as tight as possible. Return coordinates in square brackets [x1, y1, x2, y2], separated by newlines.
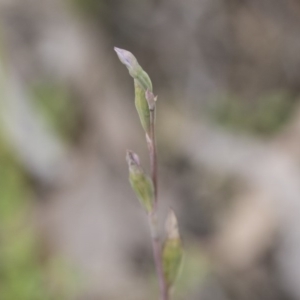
[162, 209, 183, 290]
[115, 47, 154, 133]
[114, 47, 152, 92]
[126, 150, 154, 212]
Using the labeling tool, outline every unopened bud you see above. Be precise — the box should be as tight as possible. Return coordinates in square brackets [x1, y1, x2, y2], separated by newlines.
[126, 150, 154, 212]
[114, 47, 152, 91]
[162, 209, 183, 290]
[115, 47, 154, 133]
[114, 47, 140, 77]
[126, 150, 141, 171]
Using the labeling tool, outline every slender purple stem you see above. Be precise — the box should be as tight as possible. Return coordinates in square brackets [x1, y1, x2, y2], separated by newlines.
[147, 106, 169, 300]
[149, 212, 169, 300]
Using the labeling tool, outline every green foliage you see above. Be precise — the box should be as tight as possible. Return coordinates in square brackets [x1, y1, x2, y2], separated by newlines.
[0, 137, 46, 299]
[212, 90, 295, 136]
[0, 132, 75, 300]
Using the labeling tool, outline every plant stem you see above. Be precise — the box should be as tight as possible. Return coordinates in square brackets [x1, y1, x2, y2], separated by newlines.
[149, 213, 169, 300]
[147, 106, 169, 300]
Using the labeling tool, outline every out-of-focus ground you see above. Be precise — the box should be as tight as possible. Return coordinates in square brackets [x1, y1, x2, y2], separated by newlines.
[1, 0, 300, 299]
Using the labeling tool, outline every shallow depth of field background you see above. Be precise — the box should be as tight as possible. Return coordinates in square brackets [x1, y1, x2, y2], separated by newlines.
[1, 0, 300, 299]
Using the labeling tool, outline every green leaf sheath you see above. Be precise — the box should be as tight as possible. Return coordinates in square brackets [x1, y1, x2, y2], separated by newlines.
[133, 68, 152, 134]
[162, 238, 183, 290]
[134, 68, 153, 92]
[134, 79, 151, 133]
[129, 171, 154, 213]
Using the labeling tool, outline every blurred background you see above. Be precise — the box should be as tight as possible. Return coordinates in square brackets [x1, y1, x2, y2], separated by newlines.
[1, 0, 300, 299]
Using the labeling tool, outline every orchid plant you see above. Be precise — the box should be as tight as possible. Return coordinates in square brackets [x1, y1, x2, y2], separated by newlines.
[115, 47, 183, 300]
